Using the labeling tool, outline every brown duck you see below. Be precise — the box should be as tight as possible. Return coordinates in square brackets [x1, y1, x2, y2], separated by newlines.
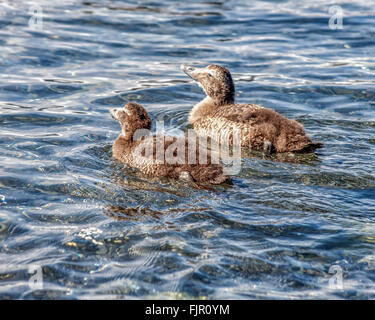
[110, 102, 228, 184]
[181, 64, 323, 153]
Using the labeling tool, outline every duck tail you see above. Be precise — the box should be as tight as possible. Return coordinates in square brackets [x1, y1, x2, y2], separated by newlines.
[207, 172, 229, 185]
[190, 164, 229, 185]
[299, 142, 324, 153]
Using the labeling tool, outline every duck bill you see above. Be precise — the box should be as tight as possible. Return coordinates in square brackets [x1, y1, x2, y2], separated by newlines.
[180, 64, 203, 81]
[110, 108, 120, 120]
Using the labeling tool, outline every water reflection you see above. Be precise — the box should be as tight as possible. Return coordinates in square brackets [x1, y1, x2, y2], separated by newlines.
[0, 0, 375, 299]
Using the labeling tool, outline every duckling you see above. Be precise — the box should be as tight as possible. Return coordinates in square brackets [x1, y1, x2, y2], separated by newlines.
[181, 64, 323, 153]
[110, 102, 228, 185]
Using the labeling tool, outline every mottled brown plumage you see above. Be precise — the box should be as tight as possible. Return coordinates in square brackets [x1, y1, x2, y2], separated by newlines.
[181, 64, 323, 153]
[110, 102, 228, 184]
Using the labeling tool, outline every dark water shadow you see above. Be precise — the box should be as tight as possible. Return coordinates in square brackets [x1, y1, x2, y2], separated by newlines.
[103, 204, 209, 222]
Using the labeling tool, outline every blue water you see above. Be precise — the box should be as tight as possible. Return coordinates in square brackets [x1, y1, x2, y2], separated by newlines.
[0, 0, 375, 299]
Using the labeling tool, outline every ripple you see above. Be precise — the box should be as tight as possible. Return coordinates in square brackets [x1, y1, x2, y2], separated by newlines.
[0, 83, 90, 100]
[0, 0, 375, 300]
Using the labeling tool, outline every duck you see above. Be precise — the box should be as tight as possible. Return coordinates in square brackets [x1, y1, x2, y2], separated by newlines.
[181, 64, 323, 153]
[110, 102, 228, 185]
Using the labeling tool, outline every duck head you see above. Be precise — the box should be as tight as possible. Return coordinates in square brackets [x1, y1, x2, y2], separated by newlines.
[110, 102, 152, 140]
[181, 64, 235, 106]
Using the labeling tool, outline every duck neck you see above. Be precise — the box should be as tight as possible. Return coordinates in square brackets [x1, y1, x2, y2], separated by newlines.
[188, 95, 234, 124]
[188, 96, 215, 124]
[112, 134, 132, 158]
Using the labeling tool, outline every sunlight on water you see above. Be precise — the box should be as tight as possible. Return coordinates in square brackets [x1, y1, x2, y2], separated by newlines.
[0, 0, 374, 299]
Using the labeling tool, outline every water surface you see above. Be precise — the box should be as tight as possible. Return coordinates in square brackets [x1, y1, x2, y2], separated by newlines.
[0, 0, 375, 299]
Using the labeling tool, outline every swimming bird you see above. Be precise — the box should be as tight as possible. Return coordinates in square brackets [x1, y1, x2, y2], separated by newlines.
[181, 64, 323, 153]
[110, 102, 228, 184]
